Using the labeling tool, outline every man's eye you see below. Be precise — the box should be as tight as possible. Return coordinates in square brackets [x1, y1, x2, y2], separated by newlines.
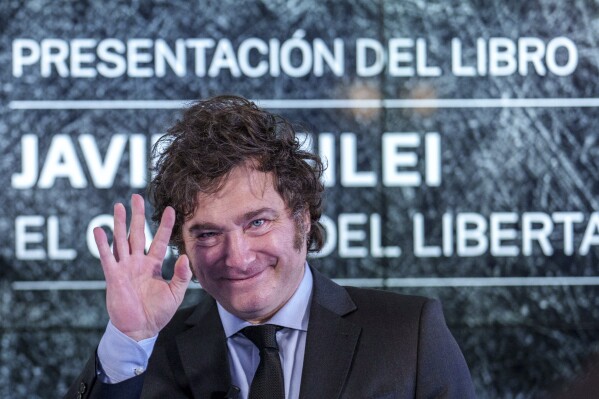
[250, 219, 265, 228]
[198, 232, 218, 239]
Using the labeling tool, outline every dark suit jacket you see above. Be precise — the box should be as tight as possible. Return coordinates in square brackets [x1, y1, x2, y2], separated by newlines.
[65, 267, 476, 398]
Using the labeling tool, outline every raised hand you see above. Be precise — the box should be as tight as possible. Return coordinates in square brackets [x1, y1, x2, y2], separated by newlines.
[93, 194, 192, 341]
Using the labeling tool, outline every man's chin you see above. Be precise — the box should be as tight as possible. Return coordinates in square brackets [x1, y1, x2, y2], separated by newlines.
[224, 296, 278, 322]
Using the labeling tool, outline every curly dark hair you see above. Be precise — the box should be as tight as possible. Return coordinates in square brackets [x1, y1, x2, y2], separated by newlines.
[148, 95, 325, 254]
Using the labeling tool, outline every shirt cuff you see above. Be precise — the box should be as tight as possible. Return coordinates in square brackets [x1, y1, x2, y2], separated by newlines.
[96, 320, 158, 383]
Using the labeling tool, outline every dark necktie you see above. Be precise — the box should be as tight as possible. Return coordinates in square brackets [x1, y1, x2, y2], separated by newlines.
[241, 324, 285, 399]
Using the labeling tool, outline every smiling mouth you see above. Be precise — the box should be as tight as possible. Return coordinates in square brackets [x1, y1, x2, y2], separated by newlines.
[223, 269, 265, 283]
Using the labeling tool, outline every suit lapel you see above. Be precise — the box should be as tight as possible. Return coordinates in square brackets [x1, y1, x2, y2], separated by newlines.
[299, 268, 361, 399]
[173, 268, 360, 399]
[176, 298, 232, 398]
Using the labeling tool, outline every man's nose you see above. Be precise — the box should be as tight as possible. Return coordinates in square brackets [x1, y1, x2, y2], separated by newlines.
[224, 230, 255, 269]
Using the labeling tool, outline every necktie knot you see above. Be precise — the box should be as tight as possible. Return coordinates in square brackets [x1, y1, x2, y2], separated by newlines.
[241, 324, 281, 351]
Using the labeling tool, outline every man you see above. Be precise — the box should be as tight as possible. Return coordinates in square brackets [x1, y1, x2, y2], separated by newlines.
[66, 95, 476, 398]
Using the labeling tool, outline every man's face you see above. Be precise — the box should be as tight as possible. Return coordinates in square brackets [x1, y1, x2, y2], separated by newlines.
[182, 163, 309, 323]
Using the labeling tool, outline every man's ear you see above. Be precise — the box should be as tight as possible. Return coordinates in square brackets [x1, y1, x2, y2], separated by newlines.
[303, 208, 311, 234]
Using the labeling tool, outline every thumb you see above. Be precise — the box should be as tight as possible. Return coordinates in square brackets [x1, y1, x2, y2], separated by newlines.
[170, 254, 192, 301]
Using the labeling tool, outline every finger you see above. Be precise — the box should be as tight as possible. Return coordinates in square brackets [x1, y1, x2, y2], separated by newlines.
[93, 227, 115, 273]
[129, 194, 146, 253]
[148, 206, 176, 260]
[113, 202, 129, 259]
[169, 254, 192, 303]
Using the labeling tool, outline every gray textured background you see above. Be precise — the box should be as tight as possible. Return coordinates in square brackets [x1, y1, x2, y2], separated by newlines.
[1, 1, 599, 397]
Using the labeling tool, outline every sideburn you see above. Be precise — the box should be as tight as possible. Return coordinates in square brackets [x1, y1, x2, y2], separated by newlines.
[292, 210, 309, 251]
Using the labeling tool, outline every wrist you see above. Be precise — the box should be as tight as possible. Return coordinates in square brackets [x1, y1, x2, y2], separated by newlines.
[117, 327, 159, 342]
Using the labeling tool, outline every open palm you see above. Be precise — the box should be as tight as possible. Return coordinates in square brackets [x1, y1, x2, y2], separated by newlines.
[94, 194, 192, 341]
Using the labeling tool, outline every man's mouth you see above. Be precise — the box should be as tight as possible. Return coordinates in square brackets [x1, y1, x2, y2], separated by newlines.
[222, 268, 266, 283]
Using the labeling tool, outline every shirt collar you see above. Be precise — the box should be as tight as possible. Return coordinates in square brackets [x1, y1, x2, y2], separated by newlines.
[217, 263, 313, 338]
